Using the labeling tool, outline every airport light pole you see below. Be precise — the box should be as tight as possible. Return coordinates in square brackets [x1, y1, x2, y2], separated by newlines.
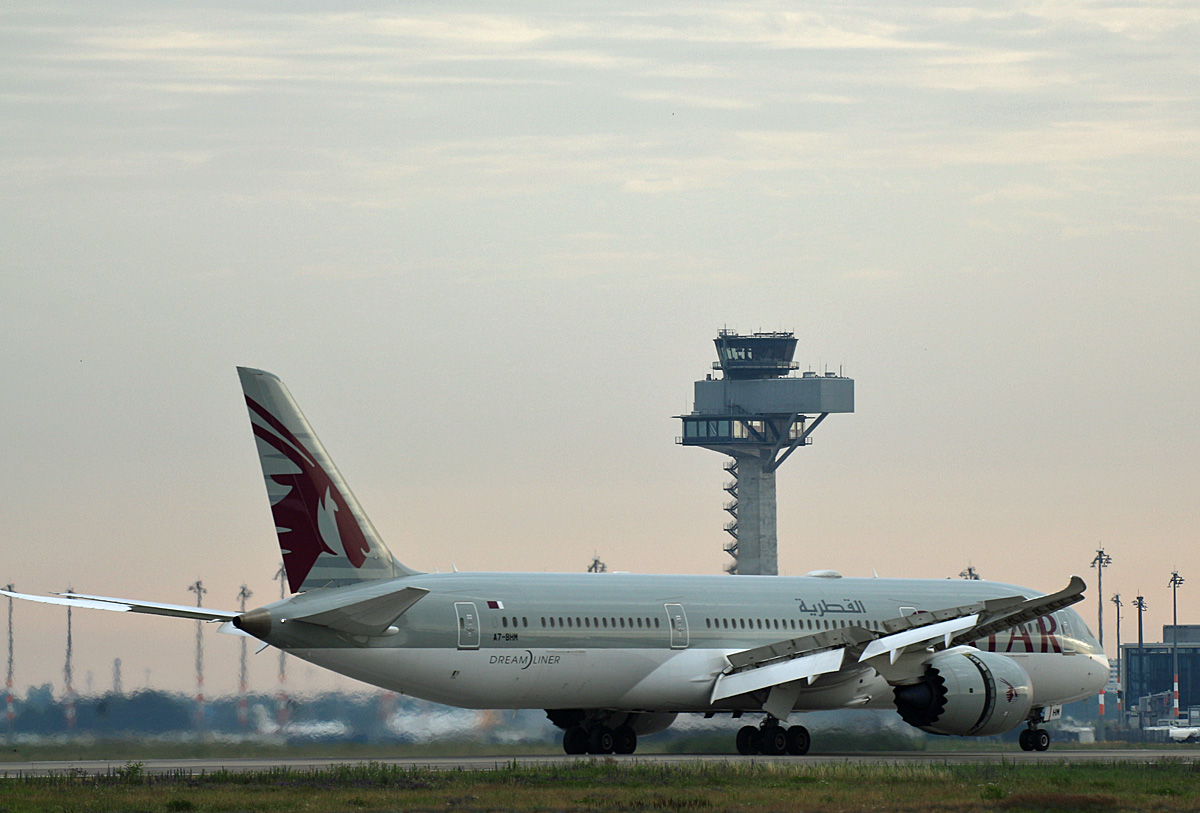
[187, 580, 207, 728]
[1170, 571, 1185, 719]
[4, 584, 13, 739]
[274, 564, 289, 727]
[63, 588, 74, 730]
[1133, 594, 1146, 720]
[236, 585, 253, 727]
[1112, 593, 1123, 715]
[1091, 548, 1112, 650]
[1090, 549, 1112, 734]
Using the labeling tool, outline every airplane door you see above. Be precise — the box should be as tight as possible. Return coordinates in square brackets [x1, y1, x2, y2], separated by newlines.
[664, 603, 689, 649]
[455, 602, 480, 650]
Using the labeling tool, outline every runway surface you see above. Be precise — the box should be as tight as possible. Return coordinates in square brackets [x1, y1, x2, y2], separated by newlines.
[3, 750, 1198, 776]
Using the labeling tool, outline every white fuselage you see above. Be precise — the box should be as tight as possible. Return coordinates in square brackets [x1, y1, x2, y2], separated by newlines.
[260, 572, 1109, 717]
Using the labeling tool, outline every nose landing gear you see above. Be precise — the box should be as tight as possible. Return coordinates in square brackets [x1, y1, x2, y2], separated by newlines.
[735, 719, 810, 755]
[1018, 725, 1051, 751]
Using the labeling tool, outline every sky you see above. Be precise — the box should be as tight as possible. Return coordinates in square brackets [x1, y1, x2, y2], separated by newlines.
[2, 1, 1198, 697]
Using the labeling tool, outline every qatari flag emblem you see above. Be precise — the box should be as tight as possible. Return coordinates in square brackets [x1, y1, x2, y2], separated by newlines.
[487, 600, 504, 609]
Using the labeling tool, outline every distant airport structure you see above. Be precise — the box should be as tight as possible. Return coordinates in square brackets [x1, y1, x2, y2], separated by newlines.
[678, 330, 854, 575]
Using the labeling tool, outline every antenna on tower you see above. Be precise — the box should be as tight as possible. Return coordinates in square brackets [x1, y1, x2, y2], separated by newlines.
[187, 580, 207, 728]
[236, 584, 253, 727]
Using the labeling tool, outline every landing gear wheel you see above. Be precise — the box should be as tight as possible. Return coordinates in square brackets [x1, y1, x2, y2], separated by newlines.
[760, 726, 787, 755]
[1033, 728, 1050, 752]
[563, 725, 589, 755]
[736, 725, 760, 755]
[1018, 729, 1034, 751]
[613, 725, 638, 755]
[786, 725, 811, 756]
[588, 726, 615, 754]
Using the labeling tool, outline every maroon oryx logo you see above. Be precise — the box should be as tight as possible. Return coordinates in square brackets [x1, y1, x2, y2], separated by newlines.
[247, 396, 370, 592]
[1001, 678, 1019, 703]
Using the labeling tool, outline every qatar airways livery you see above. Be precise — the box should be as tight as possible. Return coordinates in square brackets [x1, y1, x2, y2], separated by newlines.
[3, 368, 1109, 755]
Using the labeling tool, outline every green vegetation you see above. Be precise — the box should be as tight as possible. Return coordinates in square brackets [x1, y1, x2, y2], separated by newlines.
[2, 759, 1199, 812]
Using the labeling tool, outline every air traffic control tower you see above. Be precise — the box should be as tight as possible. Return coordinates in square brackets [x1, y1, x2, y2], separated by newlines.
[678, 331, 854, 575]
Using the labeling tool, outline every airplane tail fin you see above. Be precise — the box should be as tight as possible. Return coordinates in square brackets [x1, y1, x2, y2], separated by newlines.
[238, 367, 420, 593]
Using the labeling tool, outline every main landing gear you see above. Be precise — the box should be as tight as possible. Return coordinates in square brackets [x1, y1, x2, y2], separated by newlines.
[736, 720, 810, 756]
[562, 723, 638, 755]
[1018, 725, 1051, 752]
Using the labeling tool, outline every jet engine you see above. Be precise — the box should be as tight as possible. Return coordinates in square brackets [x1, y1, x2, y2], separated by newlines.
[892, 649, 1032, 737]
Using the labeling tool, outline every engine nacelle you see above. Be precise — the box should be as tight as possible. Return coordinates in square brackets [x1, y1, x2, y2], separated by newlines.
[624, 712, 678, 736]
[892, 649, 1032, 737]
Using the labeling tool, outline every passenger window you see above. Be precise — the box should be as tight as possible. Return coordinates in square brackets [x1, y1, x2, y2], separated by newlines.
[502, 617, 508, 628]
[522, 617, 528, 628]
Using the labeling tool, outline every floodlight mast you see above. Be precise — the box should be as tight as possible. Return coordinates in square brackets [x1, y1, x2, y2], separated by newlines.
[1090, 547, 1112, 649]
[678, 330, 853, 575]
[1170, 570, 1185, 718]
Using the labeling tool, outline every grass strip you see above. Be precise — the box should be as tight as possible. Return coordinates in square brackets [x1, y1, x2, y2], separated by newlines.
[1, 759, 1198, 812]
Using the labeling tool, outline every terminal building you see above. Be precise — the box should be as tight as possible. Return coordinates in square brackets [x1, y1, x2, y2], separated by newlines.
[677, 330, 853, 575]
[1121, 625, 1200, 724]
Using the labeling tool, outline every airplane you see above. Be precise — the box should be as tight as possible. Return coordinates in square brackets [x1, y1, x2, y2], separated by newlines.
[2, 367, 1110, 755]
[1144, 722, 1200, 743]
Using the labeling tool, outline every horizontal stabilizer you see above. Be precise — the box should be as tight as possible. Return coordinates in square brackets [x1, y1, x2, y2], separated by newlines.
[289, 586, 430, 636]
[0, 589, 238, 622]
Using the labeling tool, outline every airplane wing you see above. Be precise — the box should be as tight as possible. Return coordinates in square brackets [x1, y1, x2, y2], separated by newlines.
[711, 576, 1087, 711]
[2, 583, 431, 639]
[0, 588, 239, 621]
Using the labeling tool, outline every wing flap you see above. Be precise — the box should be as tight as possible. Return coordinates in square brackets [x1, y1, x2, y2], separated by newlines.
[858, 614, 979, 665]
[712, 647, 845, 703]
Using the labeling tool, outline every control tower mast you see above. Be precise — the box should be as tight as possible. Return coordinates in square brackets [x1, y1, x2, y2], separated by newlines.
[678, 330, 854, 575]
